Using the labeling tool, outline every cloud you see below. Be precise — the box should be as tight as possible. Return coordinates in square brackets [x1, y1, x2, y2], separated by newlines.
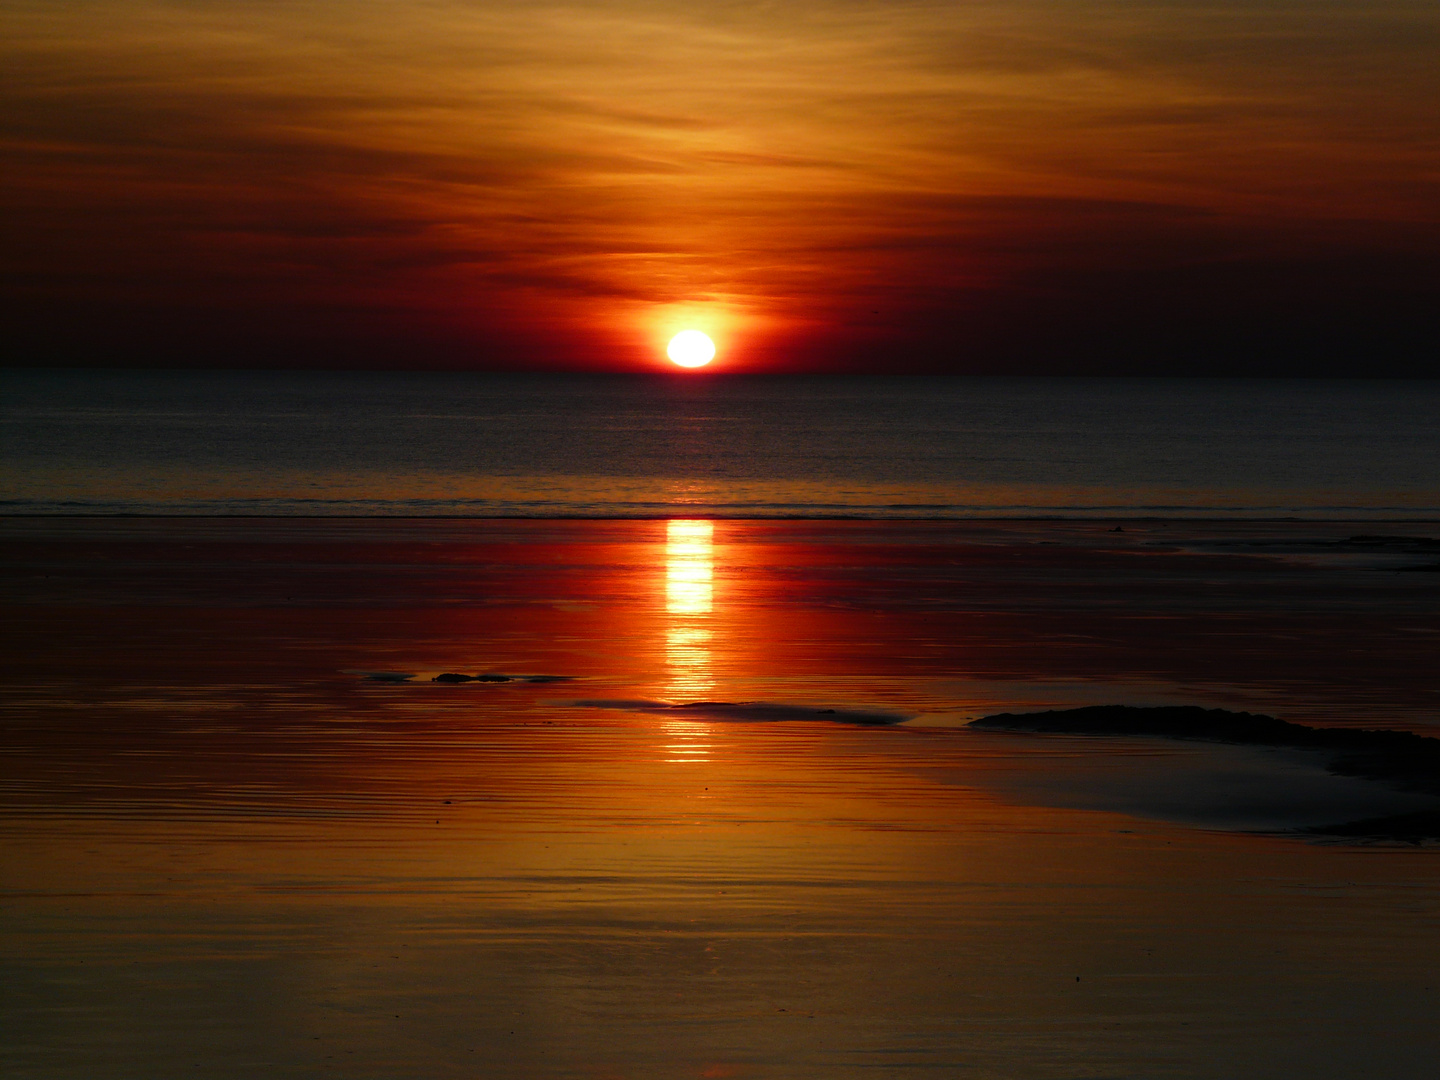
[4, 0, 1438, 370]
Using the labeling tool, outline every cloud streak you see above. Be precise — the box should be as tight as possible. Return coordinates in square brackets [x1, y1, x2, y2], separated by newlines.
[4, 0, 1438, 371]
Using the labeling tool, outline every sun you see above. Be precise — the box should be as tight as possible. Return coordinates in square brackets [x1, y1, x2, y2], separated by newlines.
[667, 330, 715, 368]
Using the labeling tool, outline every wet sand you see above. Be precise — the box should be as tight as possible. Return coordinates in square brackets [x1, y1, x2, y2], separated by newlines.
[3, 517, 1440, 1078]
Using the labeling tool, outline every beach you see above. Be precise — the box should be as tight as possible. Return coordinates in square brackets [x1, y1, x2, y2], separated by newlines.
[7, 0, 1440, 1066]
[4, 516, 1439, 1077]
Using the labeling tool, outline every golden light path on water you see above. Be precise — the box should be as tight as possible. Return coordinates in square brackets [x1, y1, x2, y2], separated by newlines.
[663, 519, 715, 759]
[6, 519, 1440, 1079]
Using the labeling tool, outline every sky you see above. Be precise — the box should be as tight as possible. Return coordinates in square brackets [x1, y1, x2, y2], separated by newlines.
[4, 0, 1438, 374]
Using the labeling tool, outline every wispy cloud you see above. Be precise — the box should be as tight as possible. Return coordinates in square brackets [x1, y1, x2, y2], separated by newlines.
[4, 0, 1437, 369]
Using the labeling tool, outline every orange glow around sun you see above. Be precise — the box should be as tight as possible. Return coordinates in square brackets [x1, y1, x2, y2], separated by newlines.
[5, 2, 1437, 373]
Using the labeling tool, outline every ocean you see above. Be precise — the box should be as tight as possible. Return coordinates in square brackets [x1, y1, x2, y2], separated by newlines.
[4, 371, 1440, 1079]
[4, 370, 1439, 518]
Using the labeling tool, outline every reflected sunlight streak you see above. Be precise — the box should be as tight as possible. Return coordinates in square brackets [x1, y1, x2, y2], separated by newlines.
[664, 519, 715, 703]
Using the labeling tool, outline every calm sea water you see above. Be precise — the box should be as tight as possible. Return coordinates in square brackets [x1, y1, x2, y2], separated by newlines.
[4, 371, 1438, 517]
[6, 372, 1440, 1078]
[5, 517, 1440, 1079]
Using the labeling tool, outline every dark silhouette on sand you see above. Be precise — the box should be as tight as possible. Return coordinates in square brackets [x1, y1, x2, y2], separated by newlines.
[576, 700, 910, 726]
[1334, 534, 1440, 571]
[971, 705, 1440, 841]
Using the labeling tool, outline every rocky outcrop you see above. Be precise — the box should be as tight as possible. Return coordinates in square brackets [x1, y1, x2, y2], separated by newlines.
[971, 705, 1440, 840]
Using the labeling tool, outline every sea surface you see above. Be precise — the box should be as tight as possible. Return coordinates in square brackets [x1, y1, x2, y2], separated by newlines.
[4, 370, 1439, 517]
[4, 373, 1440, 1079]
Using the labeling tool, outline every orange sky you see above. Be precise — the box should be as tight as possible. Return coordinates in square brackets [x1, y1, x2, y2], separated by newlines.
[4, 1, 1438, 372]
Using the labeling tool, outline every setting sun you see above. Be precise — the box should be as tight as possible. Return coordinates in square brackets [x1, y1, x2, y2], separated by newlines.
[667, 331, 715, 368]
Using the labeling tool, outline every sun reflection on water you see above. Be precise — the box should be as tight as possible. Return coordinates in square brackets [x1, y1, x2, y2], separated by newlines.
[665, 520, 713, 615]
[664, 519, 715, 705]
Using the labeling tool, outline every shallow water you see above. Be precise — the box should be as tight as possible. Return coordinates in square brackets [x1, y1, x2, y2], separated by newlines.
[3, 518, 1440, 1078]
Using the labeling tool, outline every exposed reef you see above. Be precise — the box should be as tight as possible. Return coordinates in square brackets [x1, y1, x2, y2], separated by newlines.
[1332, 534, 1440, 552]
[576, 699, 911, 726]
[974, 705, 1305, 743]
[1303, 810, 1440, 844]
[1332, 534, 1440, 571]
[971, 705, 1440, 841]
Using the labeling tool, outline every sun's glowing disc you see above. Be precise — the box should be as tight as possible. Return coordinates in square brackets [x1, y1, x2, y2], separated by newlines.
[667, 330, 715, 368]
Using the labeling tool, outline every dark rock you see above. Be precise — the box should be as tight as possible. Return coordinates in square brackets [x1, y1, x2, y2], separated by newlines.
[575, 699, 909, 726]
[474, 674, 511, 682]
[971, 705, 1440, 803]
[1304, 810, 1440, 844]
[971, 705, 1306, 744]
[1332, 535, 1440, 570]
[432, 672, 474, 683]
[1336, 535, 1440, 550]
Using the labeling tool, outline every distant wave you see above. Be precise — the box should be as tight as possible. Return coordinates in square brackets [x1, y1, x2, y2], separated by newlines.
[6, 373, 1440, 520]
[4, 498, 1439, 519]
